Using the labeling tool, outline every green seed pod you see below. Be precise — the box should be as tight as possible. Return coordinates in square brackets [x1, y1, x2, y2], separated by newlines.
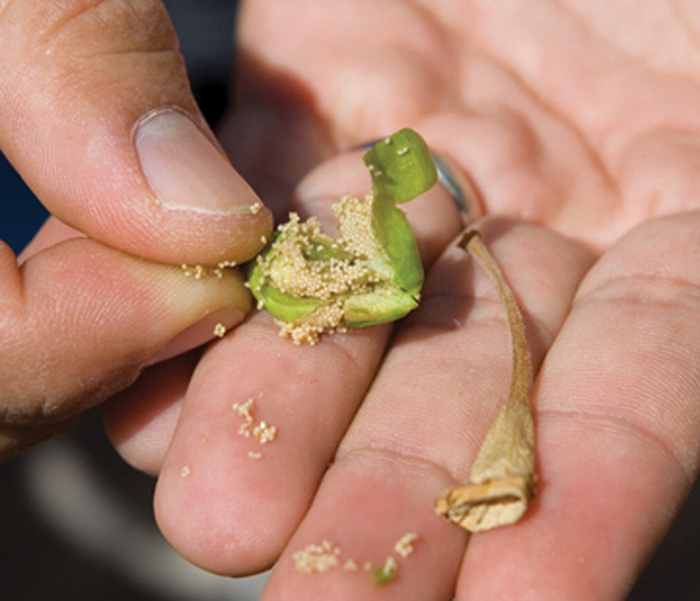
[246, 128, 438, 344]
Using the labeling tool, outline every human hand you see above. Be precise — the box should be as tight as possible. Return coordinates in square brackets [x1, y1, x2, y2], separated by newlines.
[104, 1, 700, 599]
[0, 0, 273, 459]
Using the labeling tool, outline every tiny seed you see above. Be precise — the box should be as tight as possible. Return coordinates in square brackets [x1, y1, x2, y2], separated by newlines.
[343, 559, 358, 572]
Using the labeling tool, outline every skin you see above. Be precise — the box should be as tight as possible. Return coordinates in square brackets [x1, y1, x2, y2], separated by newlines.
[3, 1, 700, 599]
[0, 0, 273, 456]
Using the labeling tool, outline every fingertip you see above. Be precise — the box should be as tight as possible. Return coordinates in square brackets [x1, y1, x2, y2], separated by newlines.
[104, 352, 199, 476]
[261, 453, 465, 600]
[154, 432, 293, 575]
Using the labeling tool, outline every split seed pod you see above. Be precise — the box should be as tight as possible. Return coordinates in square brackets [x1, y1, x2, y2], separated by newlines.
[246, 129, 437, 343]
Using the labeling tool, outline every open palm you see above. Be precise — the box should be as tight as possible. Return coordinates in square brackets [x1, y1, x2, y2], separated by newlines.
[105, 2, 700, 599]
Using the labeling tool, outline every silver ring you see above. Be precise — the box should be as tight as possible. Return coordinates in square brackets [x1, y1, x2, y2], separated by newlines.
[355, 140, 478, 224]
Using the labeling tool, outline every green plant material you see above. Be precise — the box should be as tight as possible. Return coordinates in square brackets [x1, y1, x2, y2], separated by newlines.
[371, 557, 398, 587]
[247, 128, 437, 344]
[434, 230, 535, 532]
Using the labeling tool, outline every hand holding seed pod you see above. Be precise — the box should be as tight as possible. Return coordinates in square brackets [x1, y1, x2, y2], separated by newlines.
[248, 128, 538, 531]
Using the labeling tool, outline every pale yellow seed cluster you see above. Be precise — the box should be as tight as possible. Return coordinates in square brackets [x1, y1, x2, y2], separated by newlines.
[333, 194, 380, 259]
[275, 301, 346, 346]
[232, 397, 277, 457]
[233, 398, 255, 436]
[293, 532, 418, 586]
[182, 262, 237, 280]
[253, 421, 278, 444]
[343, 559, 358, 572]
[249, 201, 262, 215]
[213, 323, 227, 338]
[258, 212, 374, 300]
[180, 465, 191, 479]
[257, 194, 386, 344]
[218, 259, 238, 269]
[394, 532, 418, 558]
[293, 540, 341, 574]
[181, 264, 209, 279]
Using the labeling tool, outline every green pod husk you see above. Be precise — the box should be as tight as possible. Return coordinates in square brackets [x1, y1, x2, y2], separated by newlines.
[246, 128, 437, 344]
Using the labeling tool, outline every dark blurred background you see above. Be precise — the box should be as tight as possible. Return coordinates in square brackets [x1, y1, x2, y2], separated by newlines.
[1, 1, 699, 599]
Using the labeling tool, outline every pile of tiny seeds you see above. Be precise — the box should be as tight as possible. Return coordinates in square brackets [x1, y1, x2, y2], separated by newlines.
[293, 532, 418, 587]
[232, 397, 277, 459]
[254, 194, 385, 344]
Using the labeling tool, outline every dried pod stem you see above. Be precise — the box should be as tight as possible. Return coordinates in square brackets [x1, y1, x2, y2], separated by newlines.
[435, 229, 535, 533]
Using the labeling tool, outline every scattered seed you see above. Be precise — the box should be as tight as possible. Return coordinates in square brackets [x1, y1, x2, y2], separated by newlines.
[394, 532, 418, 558]
[213, 323, 227, 338]
[180, 465, 191, 478]
[253, 420, 277, 444]
[233, 398, 255, 437]
[233, 397, 278, 456]
[292, 529, 418, 588]
[343, 559, 358, 572]
[181, 264, 209, 279]
[293, 540, 341, 574]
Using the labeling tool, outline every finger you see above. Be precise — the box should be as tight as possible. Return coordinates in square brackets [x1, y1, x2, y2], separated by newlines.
[16, 215, 199, 467]
[259, 219, 594, 599]
[150, 150, 465, 574]
[0, 238, 250, 460]
[456, 212, 700, 600]
[102, 350, 201, 476]
[0, 0, 271, 265]
[17, 216, 83, 262]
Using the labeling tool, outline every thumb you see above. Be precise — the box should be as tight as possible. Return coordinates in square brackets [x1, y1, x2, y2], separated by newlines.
[0, 0, 272, 265]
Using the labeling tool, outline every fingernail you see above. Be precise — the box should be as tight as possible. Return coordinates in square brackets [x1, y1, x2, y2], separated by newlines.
[135, 110, 261, 214]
